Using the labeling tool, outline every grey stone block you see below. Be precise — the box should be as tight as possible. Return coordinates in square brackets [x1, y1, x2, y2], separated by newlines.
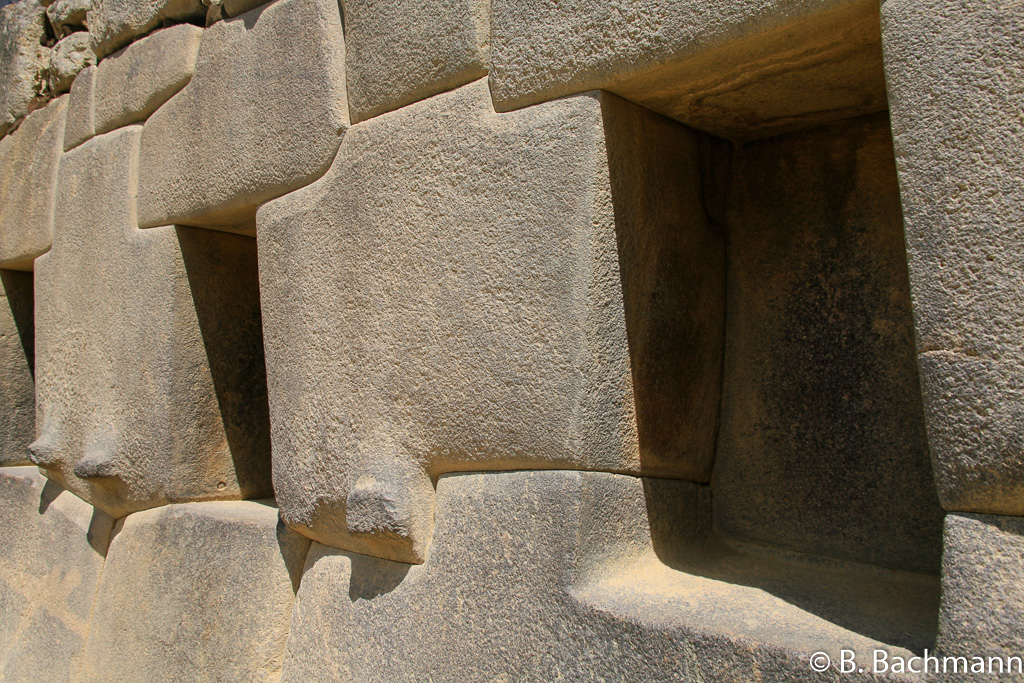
[32, 126, 272, 518]
[0, 467, 114, 681]
[93, 23, 202, 134]
[282, 469, 936, 681]
[342, 0, 489, 121]
[0, 0, 50, 137]
[78, 500, 310, 682]
[63, 63, 95, 150]
[257, 79, 725, 563]
[137, 0, 348, 233]
[936, 513, 1024, 681]
[87, 0, 205, 59]
[882, 0, 1024, 515]
[0, 95, 67, 270]
[490, 0, 887, 141]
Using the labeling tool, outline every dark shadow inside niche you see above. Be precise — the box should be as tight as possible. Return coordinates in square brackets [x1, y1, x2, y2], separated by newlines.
[0, 269, 36, 466]
[176, 225, 273, 498]
[1, 269, 34, 379]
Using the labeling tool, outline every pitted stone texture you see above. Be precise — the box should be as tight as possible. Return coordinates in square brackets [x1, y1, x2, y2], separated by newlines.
[283, 470, 935, 681]
[882, 0, 1024, 515]
[0, 271, 35, 466]
[47, 0, 92, 36]
[78, 501, 310, 683]
[219, 0, 263, 17]
[48, 31, 96, 94]
[258, 79, 725, 563]
[137, 0, 348, 233]
[0, 467, 114, 682]
[0, 0, 50, 137]
[63, 63, 94, 150]
[713, 113, 944, 574]
[94, 24, 201, 134]
[936, 514, 1024, 681]
[0, 96, 67, 270]
[342, 0, 488, 122]
[33, 126, 272, 518]
[490, 0, 886, 141]
[87, 0, 205, 59]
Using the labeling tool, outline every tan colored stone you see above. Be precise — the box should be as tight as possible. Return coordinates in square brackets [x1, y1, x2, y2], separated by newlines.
[63, 63, 95, 150]
[283, 470, 936, 681]
[47, 0, 91, 36]
[490, 0, 886, 141]
[87, 0, 205, 59]
[342, 0, 488, 121]
[0, 271, 35, 466]
[137, 0, 348, 233]
[0, 467, 114, 681]
[32, 126, 272, 518]
[78, 500, 310, 682]
[257, 79, 724, 563]
[94, 24, 201, 134]
[882, 0, 1024, 515]
[0, 96, 67, 270]
[0, 0, 50, 137]
[48, 31, 96, 94]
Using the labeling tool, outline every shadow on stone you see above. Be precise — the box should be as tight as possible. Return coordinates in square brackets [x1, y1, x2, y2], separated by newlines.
[1, 269, 34, 380]
[348, 552, 411, 602]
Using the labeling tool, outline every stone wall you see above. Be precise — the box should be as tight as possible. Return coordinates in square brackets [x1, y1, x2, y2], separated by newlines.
[0, 0, 1020, 680]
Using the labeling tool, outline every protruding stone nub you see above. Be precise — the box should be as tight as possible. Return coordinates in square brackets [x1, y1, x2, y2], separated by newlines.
[346, 475, 412, 542]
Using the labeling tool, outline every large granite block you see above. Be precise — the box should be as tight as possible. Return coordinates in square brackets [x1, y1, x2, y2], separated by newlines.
[0, 271, 35, 466]
[257, 79, 725, 563]
[0, 0, 50, 137]
[94, 24, 202, 134]
[63, 64, 95, 150]
[88, 0, 205, 59]
[490, 0, 887, 141]
[936, 514, 1024, 681]
[342, 0, 488, 121]
[32, 126, 272, 518]
[0, 467, 114, 681]
[78, 500, 310, 682]
[282, 470, 936, 681]
[0, 96, 68, 270]
[48, 31, 96, 94]
[137, 0, 348, 233]
[882, 0, 1024, 515]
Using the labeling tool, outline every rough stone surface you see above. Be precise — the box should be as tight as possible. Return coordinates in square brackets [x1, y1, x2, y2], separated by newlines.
[47, 0, 91, 36]
[0, 467, 114, 681]
[93, 24, 201, 134]
[283, 470, 936, 681]
[342, 0, 489, 122]
[0, 96, 68, 270]
[63, 62, 94, 150]
[48, 31, 96, 94]
[0, 0, 50, 137]
[258, 79, 725, 563]
[78, 500, 310, 682]
[490, 0, 886, 141]
[219, 0, 263, 18]
[0, 271, 35, 466]
[137, 0, 348, 233]
[32, 126, 272, 518]
[714, 113, 944, 574]
[87, 0, 205, 59]
[936, 514, 1024, 681]
[882, 0, 1024, 515]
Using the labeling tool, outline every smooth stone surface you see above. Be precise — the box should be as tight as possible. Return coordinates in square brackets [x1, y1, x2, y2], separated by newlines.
[63, 63, 94, 150]
[0, 271, 35, 466]
[33, 126, 272, 518]
[94, 24, 201, 134]
[46, 0, 91, 36]
[882, 0, 1024, 515]
[0, 467, 114, 682]
[258, 79, 726, 563]
[714, 113, 944, 574]
[342, 0, 489, 121]
[282, 470, 935, 681]
[936, 514, 1024, 681]
[490, 0, 886, 141]
[78, 500, 310, 682]
[0, 96, 68, 270]
[137, 0, 348, 233]
[48, 31, 96, 94]
[0, 0, 50, 137]
[88, 0, 205, 59]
